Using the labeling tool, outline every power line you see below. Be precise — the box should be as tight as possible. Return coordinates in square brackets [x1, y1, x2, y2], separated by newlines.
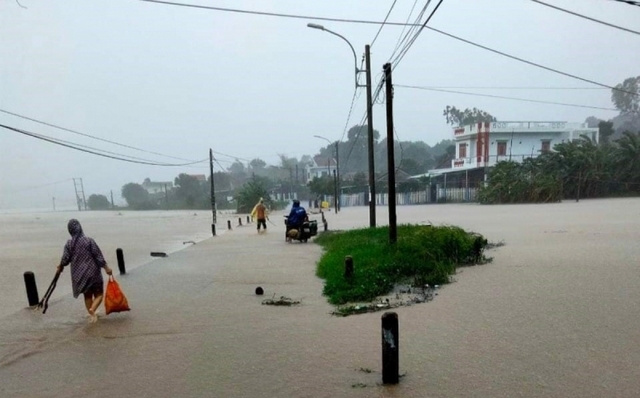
[0, 108, 256, 164]
[410, 86, 608, 90]
[422, 25, 639, 96]
[371, 0, 398, 48]
[395, 84, 619, 111]
[339, 88, 360, 144]
[1, 123, 207, 166]
[609, 0, 640, 7]
[391, 0, 445, 68]
[0, 108, 197, 162]
[388, 0, 431, 62]
[389, 0, 420, 60]
[140, 0, 639, 96]
[531, 0, 640, 36]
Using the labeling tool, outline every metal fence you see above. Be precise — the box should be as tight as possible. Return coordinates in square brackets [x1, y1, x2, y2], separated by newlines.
[333, 187, 478, 208]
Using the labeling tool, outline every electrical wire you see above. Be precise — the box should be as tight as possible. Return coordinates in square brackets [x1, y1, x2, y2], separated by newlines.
[409, 86, 609, 90]
[609, 0, 640, 7]
[395, 84, 619, 111]
[0, 108, 257, 165]
[391, 0, 446, 68]
[0, 108, 198, 162]
[388, 0, 431, 62]
[389, 0, 421, 60]
[140, 0, 639, 96]
[339, 88, 360, 144]
[1, 123, 207, 166]
[371, 0, 398, 48]
[424, 25, 639, 96]
[531, 0, 640, 36]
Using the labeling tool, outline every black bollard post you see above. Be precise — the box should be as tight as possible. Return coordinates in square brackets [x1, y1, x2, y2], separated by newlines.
[344, 256, 353, 279]
[381, 312, 399, 384]
[238, 217, 242, 226]
[211, 224, 216, 237]
[116, 248, 126, 275]
[247, 215, 250, 224]
[227, 220, 232, 230]
[23, 271, 39, 307]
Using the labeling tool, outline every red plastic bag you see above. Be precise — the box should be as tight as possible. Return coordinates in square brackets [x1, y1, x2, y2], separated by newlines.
[104, 276, 131, 315]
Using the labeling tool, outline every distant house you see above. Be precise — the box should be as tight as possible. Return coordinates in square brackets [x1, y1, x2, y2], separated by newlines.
[306, 155, 337, 182]
[142, 178, 173, 195]
[409, 120, 600, 188]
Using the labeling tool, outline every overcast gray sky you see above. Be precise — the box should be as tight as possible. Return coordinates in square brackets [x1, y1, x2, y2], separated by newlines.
[1, 0, 638, 209]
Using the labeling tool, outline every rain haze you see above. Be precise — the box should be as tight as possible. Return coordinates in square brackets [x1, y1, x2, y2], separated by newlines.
[1, 0, 637, 209]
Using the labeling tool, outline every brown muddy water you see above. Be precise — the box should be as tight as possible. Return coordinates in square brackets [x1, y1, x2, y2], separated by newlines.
[0, 210, 218, 319]
[1, 199, 640, 398]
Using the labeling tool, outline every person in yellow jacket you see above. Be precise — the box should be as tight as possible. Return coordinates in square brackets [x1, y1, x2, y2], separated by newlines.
[250, 198, 269, 234]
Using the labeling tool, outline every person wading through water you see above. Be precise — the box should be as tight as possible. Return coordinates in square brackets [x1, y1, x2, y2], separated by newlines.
[251, 198, 269, 234]
[56, 219, 113, 323]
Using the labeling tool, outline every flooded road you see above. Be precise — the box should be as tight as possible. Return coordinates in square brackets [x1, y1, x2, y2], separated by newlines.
[2, 199, 640, 397]
[0, 210, 216, 319]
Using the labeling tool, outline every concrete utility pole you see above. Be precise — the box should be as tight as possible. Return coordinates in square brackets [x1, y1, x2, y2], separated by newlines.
[110, 190, 115, 209]
[335, 140, 340, 212]
[209, 149, 216, 236]
[333, 169, 338, 214]
[365, 45, 376, 228]
[383, 63, 397, 244]
[79, 179, 87, 210]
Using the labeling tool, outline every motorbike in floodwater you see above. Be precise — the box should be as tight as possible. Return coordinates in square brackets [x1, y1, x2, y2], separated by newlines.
[284, 215, 318, 243]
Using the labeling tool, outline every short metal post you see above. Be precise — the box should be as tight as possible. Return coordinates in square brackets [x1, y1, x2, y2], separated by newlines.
[116, 248, 126, 275]
[344, 256, 353, 279]
[247, 215, 250, 224]
[227, 220, 232, 230]
[23, 271, 39, 307]
[238, 217, 242, 226]
[382, 312, 399, 384]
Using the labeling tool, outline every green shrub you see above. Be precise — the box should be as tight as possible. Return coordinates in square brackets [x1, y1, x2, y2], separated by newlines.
[315, 225, 487, 305]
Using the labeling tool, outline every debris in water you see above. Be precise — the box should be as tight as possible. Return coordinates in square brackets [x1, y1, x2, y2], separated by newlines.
[262, 294, 300, 306]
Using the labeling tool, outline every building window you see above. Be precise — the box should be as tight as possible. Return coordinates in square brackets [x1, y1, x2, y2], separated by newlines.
[497, 141, 507, 156]
[459, 143, 467, 158]
[541, 140, 551, 153]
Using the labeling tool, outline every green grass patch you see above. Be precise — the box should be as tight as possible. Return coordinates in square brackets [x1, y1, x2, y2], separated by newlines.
[315, 224, 488, 305]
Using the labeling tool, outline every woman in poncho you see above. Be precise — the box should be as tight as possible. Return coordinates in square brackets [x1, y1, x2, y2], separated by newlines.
[56, 219, 113, 323]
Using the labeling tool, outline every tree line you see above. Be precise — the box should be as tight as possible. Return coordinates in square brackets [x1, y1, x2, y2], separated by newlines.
[480, 75, 640, 204]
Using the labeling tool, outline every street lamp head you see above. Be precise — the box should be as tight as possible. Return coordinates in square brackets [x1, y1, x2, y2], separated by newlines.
[307, 23, 325, 30]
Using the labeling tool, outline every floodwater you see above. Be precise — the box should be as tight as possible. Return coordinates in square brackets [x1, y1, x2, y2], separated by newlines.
[0, 210, 217, 319]
[1, 199, 640, 397]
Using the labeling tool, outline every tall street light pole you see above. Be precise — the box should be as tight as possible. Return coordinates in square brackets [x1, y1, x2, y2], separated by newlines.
[307, 23, 375, 226]
[314, 134, 339, 214]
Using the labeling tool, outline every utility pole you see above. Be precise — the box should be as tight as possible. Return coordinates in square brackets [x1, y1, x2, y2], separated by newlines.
[295, 164, 299, 183]
[110, 190, 115, 209]
[335, 140, 340, 212]
[72, 178, 81, 211]
[333, 169, 338, 214]
[209, 149, 216, 236]
[79, 178, 87, 210]
[383, 63, 397, 244]
[289, 166, 294, 200]
[365, 45, 376, 228]
[164, 184, 169, 210]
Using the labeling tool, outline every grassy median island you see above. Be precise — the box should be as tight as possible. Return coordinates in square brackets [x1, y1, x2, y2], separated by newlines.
[315, 224, 489, 306]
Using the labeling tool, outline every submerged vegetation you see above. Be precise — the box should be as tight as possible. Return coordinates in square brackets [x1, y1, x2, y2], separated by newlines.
[315, 225, 489, 306]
